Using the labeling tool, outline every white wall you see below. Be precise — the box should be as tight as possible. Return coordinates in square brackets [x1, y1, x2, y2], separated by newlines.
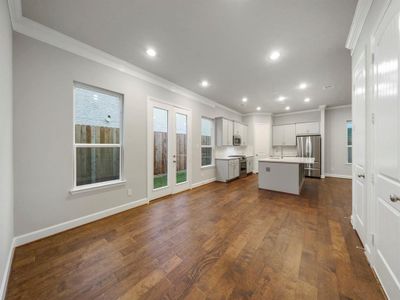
[325, 106, 352, 177]
[0, 0, 14, 297]
[13, 33, 243, 236]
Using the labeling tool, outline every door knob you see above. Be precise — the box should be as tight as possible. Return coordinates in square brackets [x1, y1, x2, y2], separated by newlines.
[389, 194, 400, 203]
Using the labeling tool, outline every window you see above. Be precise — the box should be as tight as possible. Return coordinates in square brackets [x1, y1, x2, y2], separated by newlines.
[346, 120, 352, 164]
[73, 83, 123, 188]
[201, 117, 214, 167]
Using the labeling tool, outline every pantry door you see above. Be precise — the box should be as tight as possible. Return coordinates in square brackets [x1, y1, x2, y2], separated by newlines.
[372, 7, 400, 299]
[147, 99, 192, 200]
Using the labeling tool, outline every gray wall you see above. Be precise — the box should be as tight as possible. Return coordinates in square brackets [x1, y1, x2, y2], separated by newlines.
[325, 106, 352, 176]
[13, 33, 242, 236]
[0, 0, 14, 294]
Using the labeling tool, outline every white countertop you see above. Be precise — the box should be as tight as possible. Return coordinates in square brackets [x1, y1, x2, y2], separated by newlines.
[259, 157, 315, 164]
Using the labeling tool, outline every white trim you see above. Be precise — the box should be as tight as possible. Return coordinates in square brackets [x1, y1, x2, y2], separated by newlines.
[346, 0, 374, 54]
[242, 112, 272, 117]
[70, 179, 127, 194]
[8, 0, 241, 117]
[326, 104, 352, 111]
[325, 173, 352, 179]
[0, 238, 15, 300]
[191, 177, 216, 189]
[14, 198, 149, 247]
[273, 108, 320, 117]
[201, 164, 215, 169]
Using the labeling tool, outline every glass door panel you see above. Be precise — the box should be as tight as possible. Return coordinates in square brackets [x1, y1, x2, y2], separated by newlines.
[175, 113, 188, 184]
[153, 107, 168, 189]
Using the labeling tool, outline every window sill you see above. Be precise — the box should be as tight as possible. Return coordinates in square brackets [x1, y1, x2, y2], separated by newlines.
[70, 179, 127, 195]
[201, 164, 215, 169]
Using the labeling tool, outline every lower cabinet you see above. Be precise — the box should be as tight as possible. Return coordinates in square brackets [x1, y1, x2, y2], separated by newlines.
[246, 157, 254, 174]
[216, 159, 239, 182]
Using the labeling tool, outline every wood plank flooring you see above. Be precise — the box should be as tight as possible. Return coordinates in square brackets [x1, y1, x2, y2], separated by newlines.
[6, 176, 385, 299]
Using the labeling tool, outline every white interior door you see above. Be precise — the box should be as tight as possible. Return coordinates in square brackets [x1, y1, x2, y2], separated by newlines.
[373, 10, 400, 299]
[352, 51, 368, 247]
[254, 123, 270, 173]
[147, 99, 192, 200]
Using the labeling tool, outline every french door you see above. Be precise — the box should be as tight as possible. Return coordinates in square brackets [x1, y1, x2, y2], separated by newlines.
[372, 8, 400, 299]
[147, 99, 192, 200]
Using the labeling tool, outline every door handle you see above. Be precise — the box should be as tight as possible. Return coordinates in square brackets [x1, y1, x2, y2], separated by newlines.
[389, 194, 400, 203]
[173, 160, 176, 163]
[357, 174, 365, 179]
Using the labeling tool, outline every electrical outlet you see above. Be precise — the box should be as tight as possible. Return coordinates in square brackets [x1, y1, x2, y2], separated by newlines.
[127, 189, 132, 197]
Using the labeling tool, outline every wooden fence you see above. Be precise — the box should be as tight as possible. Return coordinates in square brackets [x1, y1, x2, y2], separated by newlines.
[75, 125, 120, 186]
[153, 132, 187, 176]
[74, 125, 187, 183]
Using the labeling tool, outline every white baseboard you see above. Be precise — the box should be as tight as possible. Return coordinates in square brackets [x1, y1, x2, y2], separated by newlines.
[0, 238, 15, 300]
[14, 198, 149, 247]
[325, 173, 352, 179]
[191, 177, 216, 189]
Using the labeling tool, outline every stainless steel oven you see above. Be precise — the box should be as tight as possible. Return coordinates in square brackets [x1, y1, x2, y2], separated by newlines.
[233, 135, 242, 146]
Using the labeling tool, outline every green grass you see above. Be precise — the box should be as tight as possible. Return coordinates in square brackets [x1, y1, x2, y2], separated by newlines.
[153, 170, 187, 189]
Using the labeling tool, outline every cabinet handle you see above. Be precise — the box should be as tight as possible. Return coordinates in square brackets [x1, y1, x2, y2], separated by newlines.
[357, 174, 365, 179]
[390, 194, 400, 203]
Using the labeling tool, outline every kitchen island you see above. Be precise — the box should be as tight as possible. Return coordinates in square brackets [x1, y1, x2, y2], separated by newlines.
[258, 157, 315, 195]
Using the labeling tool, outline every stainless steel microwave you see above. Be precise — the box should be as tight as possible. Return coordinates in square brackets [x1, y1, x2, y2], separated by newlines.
[233, 135, 242, 146]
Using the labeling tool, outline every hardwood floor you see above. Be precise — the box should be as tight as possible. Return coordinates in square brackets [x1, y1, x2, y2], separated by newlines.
[6, 176, 384, 299]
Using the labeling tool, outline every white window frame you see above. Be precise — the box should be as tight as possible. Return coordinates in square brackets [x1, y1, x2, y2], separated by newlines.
[201, 117, 215, 168]
[71, 82, 125, 193]
[346, 120, 352, 164]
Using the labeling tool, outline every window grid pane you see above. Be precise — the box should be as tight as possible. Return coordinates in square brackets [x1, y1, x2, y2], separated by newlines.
[76, 147, 120, 186]
[201, 147, 213, 166]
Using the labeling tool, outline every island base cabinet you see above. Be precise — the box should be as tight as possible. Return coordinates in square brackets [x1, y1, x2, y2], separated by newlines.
[258, 161, 304, 195]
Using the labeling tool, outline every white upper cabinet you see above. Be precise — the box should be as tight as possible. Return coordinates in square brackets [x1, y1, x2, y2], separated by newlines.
[216, 118, 248, 147]
[295, 122, 320, 135]
[272, 124, 296, 146]
[215, 117, 233, 146]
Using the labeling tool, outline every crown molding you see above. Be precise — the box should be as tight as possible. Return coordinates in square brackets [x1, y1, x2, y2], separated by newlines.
[345, 0, 373, 54]
[273, 108, 320, 117]
[326, 104, 352, 111]
[242, 112, 272, 117]
[7, 0, 242, 117]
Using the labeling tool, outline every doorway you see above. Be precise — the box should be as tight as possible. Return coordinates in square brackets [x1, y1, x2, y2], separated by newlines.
[147, 98, 192, 200]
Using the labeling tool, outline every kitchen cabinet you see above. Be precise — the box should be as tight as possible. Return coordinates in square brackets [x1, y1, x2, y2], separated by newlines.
[246, 157, 253, 173]
[216, 159, 239, 182]
[216, 118, 234, 146]
[234, 122, 248, 146]
[272, 124, 296, 146]
[216, 118, 248, 146]
[295, 122, 320, 135]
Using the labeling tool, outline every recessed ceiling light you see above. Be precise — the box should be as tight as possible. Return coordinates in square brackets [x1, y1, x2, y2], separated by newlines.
[285, 106, 290, 110]
[269, 51, 281, 61]
[242, 97, 248, 103]
[256, 106, 261, 111]
[277, 96, 286, 102]
[200, 80, 209, 88]
[304, 97, 311, 103]
[146, 48, 157, 57]
[299, 83, 307, 89]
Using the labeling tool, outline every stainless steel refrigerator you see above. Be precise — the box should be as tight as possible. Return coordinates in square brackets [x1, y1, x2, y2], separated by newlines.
[297, 135, 321, 178]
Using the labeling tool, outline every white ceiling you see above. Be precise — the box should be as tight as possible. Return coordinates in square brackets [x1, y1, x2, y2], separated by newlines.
[21, 0, 356, 114]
